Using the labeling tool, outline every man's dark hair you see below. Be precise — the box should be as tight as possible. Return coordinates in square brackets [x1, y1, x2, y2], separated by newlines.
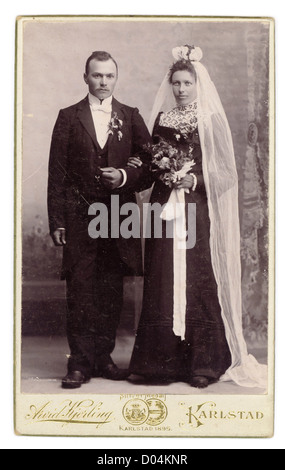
[85, 51, 118, 75]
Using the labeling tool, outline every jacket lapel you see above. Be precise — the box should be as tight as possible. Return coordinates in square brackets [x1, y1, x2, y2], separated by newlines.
[77, 96, 101, 150]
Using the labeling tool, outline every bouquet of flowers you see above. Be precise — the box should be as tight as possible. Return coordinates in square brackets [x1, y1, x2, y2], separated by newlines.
[144, 138, 195, 188]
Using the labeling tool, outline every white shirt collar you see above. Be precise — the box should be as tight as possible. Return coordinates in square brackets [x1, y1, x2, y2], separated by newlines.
[88, 93, 113, 107]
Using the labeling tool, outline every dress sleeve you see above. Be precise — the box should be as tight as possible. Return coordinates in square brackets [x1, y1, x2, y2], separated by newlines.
[194, 174, 206, 192]
[190, 131, 206, 193]
[152, 112, 163, 140]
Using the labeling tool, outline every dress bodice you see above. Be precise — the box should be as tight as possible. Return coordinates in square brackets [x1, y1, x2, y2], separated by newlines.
[153, 100, 202, 171]
[158, 100, 198, 135]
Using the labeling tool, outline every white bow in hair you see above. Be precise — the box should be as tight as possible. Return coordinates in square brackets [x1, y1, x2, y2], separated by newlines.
[172, 45, 203, 62]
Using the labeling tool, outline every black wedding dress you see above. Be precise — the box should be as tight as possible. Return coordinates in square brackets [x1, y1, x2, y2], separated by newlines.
[130, 101, 232, 383]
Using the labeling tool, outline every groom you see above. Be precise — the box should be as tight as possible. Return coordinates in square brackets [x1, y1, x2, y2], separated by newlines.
[47, 51, 151, 388]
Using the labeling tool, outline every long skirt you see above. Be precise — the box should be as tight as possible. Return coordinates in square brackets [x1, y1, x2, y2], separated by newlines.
[130, 182, 232, 382]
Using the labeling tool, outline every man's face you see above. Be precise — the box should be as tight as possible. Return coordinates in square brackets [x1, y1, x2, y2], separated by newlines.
[84, 58, 118, 100]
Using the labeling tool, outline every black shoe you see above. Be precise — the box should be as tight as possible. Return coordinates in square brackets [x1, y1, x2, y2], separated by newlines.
[101, 363, 130, 381]
[62, 370, 90, 389]
[189, 375, 209, 389]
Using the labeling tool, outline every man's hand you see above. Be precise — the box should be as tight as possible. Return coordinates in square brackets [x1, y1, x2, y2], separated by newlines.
[52, 228, 66, 246]
[101, 167, 123, 190]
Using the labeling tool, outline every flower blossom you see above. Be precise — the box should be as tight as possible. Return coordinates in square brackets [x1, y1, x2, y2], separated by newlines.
[172, 45, 203, 63]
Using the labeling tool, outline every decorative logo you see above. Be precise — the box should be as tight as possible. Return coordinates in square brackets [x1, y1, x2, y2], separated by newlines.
[122, 398, 167, 426]
[122, 399, 148, 425]
[145, 399, 167, 426]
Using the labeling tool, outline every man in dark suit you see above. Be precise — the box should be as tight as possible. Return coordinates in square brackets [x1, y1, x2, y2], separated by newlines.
[48, 51, 151, 388]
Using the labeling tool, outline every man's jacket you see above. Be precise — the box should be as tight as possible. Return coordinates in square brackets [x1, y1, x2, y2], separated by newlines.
[47, 96, 151, 278]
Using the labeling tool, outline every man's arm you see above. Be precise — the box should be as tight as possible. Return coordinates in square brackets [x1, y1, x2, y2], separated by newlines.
[121, 107, 153, 191]
[100, 108, 152, 192]
[47, 109, 70, 242]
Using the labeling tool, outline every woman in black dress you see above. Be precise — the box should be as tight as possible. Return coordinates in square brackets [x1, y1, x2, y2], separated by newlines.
[129, 46, 267, 389]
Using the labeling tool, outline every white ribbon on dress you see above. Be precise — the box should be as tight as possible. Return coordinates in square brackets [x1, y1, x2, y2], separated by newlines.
[160, 162, 193, 340]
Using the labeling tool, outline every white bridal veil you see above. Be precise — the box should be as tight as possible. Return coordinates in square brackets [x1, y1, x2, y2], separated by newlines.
[147, 46, 267, 389]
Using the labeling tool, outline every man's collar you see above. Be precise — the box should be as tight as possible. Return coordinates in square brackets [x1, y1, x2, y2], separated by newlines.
[88, 93, 113, 107]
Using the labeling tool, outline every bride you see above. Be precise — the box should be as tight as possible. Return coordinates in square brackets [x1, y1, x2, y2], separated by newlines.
[128, 45, 267, 389]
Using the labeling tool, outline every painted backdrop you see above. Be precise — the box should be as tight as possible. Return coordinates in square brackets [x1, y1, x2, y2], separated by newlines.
[20, 18, 271, 347]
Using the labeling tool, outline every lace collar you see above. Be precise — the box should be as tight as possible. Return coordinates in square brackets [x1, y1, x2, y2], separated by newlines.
[159, 99, 198, 133]
[175, 99, 198, 112]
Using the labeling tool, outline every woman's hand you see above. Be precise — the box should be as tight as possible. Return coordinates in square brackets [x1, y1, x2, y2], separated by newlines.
[127, 156, 143, 168]
[174, 174, 194, 190]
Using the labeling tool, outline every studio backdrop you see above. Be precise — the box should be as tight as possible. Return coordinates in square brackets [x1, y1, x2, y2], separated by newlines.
[20, 18, 270, 349]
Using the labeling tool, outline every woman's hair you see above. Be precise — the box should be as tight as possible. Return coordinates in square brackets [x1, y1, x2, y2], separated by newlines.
[168, 60, 197, 83]
[85, 51, 118, 75]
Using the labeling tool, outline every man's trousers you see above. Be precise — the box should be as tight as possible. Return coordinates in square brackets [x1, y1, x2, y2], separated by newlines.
[65, 237, 125, 377]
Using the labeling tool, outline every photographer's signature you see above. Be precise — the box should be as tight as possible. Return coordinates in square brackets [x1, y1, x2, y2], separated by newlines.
[25, 399, 113, 427]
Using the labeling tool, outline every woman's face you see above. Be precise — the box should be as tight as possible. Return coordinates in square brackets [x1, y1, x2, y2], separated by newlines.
[171, 70, 197, 106]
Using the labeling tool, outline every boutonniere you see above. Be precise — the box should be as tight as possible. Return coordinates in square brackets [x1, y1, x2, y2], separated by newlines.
[108, 112, 123, 141]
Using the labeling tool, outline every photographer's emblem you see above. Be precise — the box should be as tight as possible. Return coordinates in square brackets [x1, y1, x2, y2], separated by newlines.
[145, 398, 167, 426]
[122, 398, 167, 426]
[122, 399, 148, 425]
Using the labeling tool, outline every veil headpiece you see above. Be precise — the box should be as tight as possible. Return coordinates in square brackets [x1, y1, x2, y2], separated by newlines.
[148, 45, 202, 132]
[147, 45, 267, 389]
